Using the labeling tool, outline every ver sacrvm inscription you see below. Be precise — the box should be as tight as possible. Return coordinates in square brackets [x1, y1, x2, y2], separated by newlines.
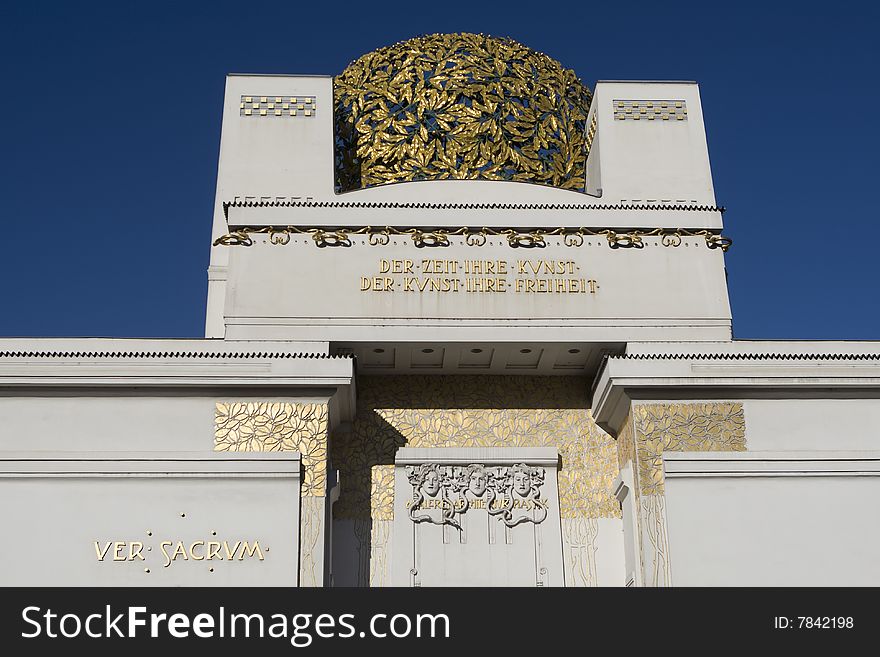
[94, 537, 267, 570]
[361, 259, 598, 294]
[93, 513, 269, 574]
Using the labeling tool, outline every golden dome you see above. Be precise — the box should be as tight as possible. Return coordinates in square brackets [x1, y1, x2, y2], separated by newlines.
[334, 33, 592, 193]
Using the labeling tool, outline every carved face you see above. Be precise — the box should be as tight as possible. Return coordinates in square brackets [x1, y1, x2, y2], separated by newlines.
[468, 470, 488, 496]
[423, 470, 441, 496]
[513, 470, 531, 496]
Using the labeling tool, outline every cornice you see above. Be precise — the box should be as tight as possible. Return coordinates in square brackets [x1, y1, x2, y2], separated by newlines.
[222, 199, 725, 214]
[0, 350, 352, 360]
[612, 353, 880, 361]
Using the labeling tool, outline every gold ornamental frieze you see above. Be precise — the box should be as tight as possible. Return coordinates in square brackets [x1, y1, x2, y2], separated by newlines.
[214, 225, 732, 251]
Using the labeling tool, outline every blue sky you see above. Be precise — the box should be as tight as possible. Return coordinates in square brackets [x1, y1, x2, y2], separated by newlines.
[1, 1, 877, 339]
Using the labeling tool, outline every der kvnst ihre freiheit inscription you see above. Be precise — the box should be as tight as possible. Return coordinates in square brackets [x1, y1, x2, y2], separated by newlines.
[361, 259, 598, 294]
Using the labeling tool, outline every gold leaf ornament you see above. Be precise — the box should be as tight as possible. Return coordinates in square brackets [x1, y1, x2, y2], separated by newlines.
[334, 33, 592, 193]
[214, 402, 329, 496]
[331, 376, 620, 521]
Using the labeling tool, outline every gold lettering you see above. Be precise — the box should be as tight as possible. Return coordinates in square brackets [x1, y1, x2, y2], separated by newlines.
[171, 541, 188, 563]
[207, 541, 222, 561]
[381, 259, 409, 273]
[224, 541, 241, 560]
[360, 261, 590, 295]
[160, 541, 173, 568]
[190, 541, 205, 561]
[94, 541, 112, 561]
[238, 541, 265, 561]
[113, 541, 126, 561]
[129, 541, 145, 561]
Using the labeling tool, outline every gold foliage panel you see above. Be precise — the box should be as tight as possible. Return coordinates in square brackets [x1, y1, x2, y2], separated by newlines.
[214, 402, 329, 497]
[617, 412, 634, 470]
[331, 376, 619, 521]
[633, 403, 746, 495]
[334, 33, 592, 193]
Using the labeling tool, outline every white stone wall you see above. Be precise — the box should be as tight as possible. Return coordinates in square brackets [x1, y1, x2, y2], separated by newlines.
[743, 398, 880, 451]
[663, 452, 880, 586]
[0, 453, 302, 586]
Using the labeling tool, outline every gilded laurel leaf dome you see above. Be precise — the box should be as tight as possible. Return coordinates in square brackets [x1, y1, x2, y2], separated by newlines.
[333, 33, 593, 193]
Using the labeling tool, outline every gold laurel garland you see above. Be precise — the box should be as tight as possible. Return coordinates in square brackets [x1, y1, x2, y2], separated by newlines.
[214, 226, 732, 251]
[333, 33, 592, 193]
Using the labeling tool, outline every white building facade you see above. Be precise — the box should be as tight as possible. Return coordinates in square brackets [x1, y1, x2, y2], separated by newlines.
[2, 33, 878, 587]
